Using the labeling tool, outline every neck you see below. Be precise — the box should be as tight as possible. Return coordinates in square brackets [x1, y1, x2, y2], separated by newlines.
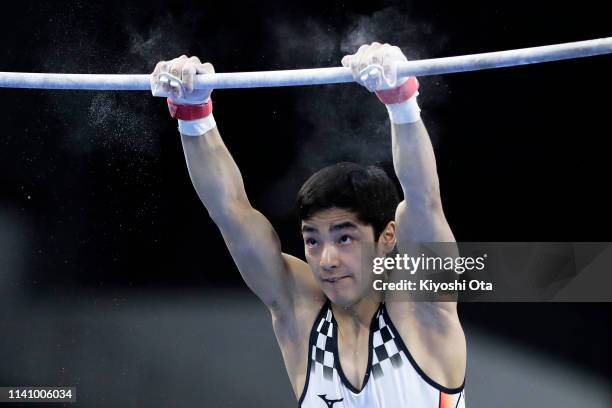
[331, 291, 382, 335]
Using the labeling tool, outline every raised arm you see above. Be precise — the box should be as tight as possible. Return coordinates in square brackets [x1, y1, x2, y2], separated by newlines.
[342, 43, 465, 388]
[150, 56, 319, 313]
[342, 44, 454, 244]
[344, 44, 458, 296]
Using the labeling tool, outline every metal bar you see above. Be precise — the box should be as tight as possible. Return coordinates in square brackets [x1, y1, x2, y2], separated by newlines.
[0, 37, 610, 91]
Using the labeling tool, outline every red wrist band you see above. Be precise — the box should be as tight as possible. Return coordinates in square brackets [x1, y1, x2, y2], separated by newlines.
[375, 77, 420, 105]
[167, 98, 213, 121]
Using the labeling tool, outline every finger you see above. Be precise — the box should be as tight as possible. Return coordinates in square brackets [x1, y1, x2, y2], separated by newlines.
[369, 42, 388, 65]
[196, 62, 215, 75]
[341, 55, 352, 67]
[185, 56, 201, 78]
[182, 65, 197, 93]
[355, 44, 368, 60]
[381, 51, 398, 87]
[351, 59, 361, 80]
[182, 57, 202, 93]
[356, 44, 369, 55]
[151, 61, 164, 77]
[150, 62, 162, 95]
[357, 51, 370, 75]
[390, 45, 404, 59]
[380, 49, 392, 77]
[169, 55, 188, 79]
[195, 63, 214, 91]
[370, 49, 382, 65]
[170, 86, 182, 101]
[368, 42, 383, 63]
[348, 44, 368, 78]
[150, 81, 171, 97]
[366, 67, 383, 92]
[155, 61, 172, 80]
[150, 61, 174, 96]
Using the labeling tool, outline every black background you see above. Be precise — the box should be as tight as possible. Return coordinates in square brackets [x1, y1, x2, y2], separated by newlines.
[0, 0, 610, 380]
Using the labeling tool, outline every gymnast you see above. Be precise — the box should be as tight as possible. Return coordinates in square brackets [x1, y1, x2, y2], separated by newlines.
[150, 42, 466, 407]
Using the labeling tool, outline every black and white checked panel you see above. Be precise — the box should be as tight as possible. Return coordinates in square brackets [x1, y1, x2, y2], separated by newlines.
[310, 307, 335, 380]
[371, 308, 404, 379]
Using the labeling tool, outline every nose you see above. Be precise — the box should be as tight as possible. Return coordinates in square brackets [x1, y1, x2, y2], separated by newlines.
[320, 243, 339, 271]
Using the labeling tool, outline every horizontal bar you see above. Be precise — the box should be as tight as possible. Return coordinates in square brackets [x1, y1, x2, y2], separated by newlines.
[0, 37, 610, 91]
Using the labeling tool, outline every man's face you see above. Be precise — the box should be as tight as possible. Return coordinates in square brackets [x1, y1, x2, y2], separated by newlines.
[301, 208, 387, 307]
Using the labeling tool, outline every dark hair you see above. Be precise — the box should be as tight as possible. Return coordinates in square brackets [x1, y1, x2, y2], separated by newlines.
[296, 162, 400, 240]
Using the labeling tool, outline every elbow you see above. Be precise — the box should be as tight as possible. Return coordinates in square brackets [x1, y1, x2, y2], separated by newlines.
[404, 189, 444, 216]
[207, 199, 253, 228]
[425, 194, 444, 216]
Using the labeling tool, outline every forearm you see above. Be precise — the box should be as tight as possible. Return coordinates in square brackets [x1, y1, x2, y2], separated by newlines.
[180, 128, 251, 221]
[181, 129, 296, 312]
[151, 56, 251, 220]
[391, 116, 455, 243]
[391, 120, 441, 210]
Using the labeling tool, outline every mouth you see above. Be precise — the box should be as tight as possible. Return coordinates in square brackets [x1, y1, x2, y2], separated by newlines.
[322, 276, 351, 284]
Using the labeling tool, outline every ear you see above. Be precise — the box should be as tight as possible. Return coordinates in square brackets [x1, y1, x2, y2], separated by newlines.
[377, 221, 397, 255]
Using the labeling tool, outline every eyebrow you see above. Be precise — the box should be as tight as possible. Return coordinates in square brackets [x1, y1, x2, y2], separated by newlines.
[301, 221, 359, 234]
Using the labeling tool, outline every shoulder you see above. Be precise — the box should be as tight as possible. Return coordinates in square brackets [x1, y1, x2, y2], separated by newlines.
[385, 302, 466, 390]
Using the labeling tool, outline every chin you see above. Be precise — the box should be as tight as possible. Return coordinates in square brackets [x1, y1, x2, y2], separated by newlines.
[324, 290, 358, 308]
[326, 287, 380, 308]
[323, 290, 345, 305]
[329, 297, 351, 308]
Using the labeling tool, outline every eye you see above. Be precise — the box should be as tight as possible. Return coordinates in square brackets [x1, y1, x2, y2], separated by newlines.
[305, 237, 318, 248]
[338, 235, 353, 245]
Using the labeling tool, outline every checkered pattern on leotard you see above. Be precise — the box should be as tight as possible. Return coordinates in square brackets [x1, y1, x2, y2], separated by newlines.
[371, 306, 404, 379]
[310, 306, 335, 381]
[299, 301, 466, 408]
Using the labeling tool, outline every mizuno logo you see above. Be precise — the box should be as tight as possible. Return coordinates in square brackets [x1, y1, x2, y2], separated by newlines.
[318, 394, 344, 407]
